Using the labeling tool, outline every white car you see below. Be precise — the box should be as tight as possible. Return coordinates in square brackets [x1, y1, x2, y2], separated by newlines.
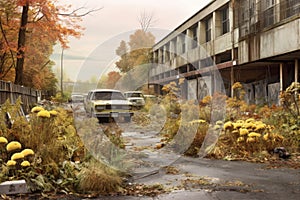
[124, 91, 145, 109]
[85, 89, 133, 122]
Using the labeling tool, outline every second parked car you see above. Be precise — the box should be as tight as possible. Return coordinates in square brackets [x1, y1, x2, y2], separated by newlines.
[124, 91, 145, 109]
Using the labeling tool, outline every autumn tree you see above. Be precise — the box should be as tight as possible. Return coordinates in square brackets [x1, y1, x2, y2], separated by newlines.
[106, 71, 121, 89]
[0, 0, 19, 81]
[115, 29, 155, 73]
[0, 0, 98, 90]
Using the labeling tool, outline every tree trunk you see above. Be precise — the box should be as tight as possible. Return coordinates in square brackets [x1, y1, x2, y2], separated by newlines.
[15, 3, 29, 85]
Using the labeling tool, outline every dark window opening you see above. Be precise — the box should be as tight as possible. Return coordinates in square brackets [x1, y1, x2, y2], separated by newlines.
[205, 17, 212, 42]
[221, 6, 230, 34]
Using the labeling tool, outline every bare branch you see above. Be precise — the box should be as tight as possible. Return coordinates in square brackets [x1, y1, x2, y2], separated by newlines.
[58, 7, 103, 18]
[138, 10, 156, 32]
[40, 60, 51, 70]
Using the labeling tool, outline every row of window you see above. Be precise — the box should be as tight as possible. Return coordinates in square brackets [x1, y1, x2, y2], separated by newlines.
[238, 0, 300, 36]
[153, 5, 230, 64]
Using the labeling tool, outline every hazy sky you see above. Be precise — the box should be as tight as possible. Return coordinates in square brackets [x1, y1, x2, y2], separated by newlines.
[51, 0, 212, 82]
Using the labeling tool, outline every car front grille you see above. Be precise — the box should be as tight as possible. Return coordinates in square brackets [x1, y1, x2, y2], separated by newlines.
[105, 105, 131, 110]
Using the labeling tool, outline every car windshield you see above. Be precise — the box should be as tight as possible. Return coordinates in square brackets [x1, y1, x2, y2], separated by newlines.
[93, 91, 126, 100]
[126, 92, 143, 98]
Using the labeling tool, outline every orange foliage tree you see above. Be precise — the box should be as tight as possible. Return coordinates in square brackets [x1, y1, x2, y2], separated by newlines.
[106, 71, 122, 89]
[0, 0, 97, 90]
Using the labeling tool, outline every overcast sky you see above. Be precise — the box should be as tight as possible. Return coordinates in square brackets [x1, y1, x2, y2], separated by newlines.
[51, 0, 212, 82]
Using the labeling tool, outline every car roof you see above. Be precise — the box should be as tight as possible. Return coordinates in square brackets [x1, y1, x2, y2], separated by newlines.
[124, 91, 142, 93]
[89, 89, 122, 93]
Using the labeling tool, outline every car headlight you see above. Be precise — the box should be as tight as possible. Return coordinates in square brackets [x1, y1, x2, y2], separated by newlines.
[95, 105, 105, 111]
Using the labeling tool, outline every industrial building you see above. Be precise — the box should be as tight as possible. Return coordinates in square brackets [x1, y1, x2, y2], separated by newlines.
[149, 0, 300, 105]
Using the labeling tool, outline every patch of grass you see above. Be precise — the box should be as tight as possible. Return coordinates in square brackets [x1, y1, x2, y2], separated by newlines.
[77, 160, 123, 194]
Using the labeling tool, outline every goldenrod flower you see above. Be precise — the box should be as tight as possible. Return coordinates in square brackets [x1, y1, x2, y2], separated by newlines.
[248, 132, 261, 137]
[224, 121, 233, 130]
[37, 110, 50, 118]
[232, 82, 243, 89]
[201, 95, 212, 104]
[237, 137, 245, 143]
[31, 106, 44, 113]
[232, 130, 239, 135]
[239, 128, 249, 136]
[0, 136, 8, 144]
[6, 141, 22, 152]
[246, 137, 256, 143]
[21, 161, 30, 167]
[21, 149, 34, 157]
[49, 110, 58, 116]
[7, 160, 16, 166]
[11, 152, 24, 160]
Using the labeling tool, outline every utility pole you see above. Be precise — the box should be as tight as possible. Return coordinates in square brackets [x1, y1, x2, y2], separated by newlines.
[61, 48, 64, 97]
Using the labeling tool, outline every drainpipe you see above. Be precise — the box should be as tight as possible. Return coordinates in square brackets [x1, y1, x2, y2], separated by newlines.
[280, 63, 283, 91]
[231, 0, 236, 97]
[295, 59, 299, 83]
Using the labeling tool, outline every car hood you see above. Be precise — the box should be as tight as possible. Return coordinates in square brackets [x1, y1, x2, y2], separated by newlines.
[92, 100, 132, 105]
[127, 97, 144, 101]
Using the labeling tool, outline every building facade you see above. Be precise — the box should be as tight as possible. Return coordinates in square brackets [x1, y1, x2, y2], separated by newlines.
[149, 0, 300, 105]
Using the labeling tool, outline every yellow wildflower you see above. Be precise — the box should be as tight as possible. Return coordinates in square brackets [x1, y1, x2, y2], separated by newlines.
[248, 132, 261, 137]
[263, 133, 269, 141]
[21, 149, 35, 157]
[216, 120, 223, 125]
[233, 123, 243, 129]
[236, 120, 244, 124]
[190, 119, 206, 124]
[232, 130, 239, 135]
[245, 118, 255, 123]
[11, 152, 24, 160]
[37, 110, 50, 118]
[21, 161, 30, 167]
[7, 160, 16, 166]
[49, 110, 58, 116]
[0, 136, 8, 144]
[6, 141, 22, 152]
[243, 123, 254, 129]
[223, 121, 233, 130]
[239, 128, 249, 136]
[237, 137, 245, 143]
[255, 123, 266, 131]
[213, 125, 221, 130]
[246, 137, 256, 143]
[31, 106, 44, 113]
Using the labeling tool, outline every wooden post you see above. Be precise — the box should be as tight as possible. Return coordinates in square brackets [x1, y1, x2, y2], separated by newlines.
[295, 59, 299, 83]
[231, 66, 234, 97]
[280, 63, 283, 91]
